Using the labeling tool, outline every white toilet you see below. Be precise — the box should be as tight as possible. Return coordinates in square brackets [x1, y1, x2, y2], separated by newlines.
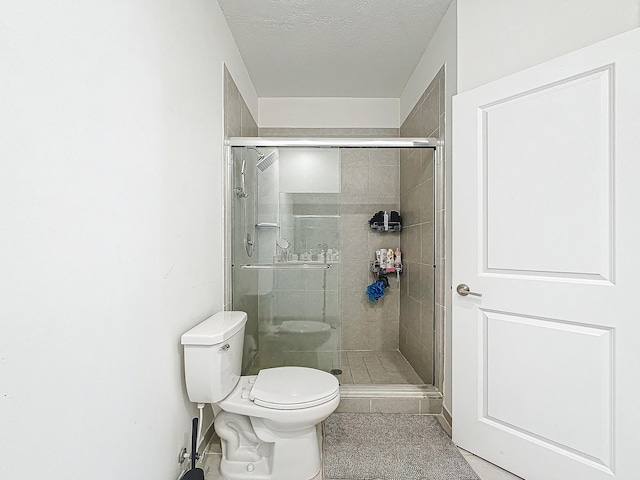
[181, 311, 340, 480]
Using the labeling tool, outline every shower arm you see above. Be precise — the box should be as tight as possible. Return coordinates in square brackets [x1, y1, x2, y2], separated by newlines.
[246, 146, 264, 160]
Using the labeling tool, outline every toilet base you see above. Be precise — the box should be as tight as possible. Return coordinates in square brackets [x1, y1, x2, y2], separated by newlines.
[215, 412, 321, 480]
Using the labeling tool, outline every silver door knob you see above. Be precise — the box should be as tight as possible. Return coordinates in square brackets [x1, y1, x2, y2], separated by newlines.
[456, 284, 482, 297]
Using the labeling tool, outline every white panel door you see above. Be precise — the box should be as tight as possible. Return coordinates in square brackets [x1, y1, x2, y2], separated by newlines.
[452, 28, 640, 480]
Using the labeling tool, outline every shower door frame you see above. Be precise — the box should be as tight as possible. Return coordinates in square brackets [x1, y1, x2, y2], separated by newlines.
[225, 137, 442, 394]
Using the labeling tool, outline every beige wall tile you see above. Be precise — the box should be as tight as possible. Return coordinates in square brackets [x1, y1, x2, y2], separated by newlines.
[399, 148, 421, 192]
[335, 398, 371, 413]
[421, 222, 435, 265]
[422, 299, 435, 348]
[421, 89, 440, 137]
[370, 148, 399, 167]
[341, 165, 369, 196]
[412, 351, 432, 385]
[421, 263, 435, 304]
[368, 231, 401, 256]
[399, 324, 408, 352]
[400, 224, 421, 263]
[350, 127, 398, 137]
[401, 179, 433, 226]
[340, 211, 370, 230]
[400, 292, 422, 338]
[370, 319, 400, 350]
[420, 396, 443, 414]
[407, 260, 425, 302]
[369, 165, 399, 197]
[241, 102, 258, 137]
[370, 397, 421, 414]
[340, 260, 370, 292]
[341, 228, 370, 260]
[341, 148, 369, 167]
[224, 73, 241, 137]
[341, 317, 371, 350]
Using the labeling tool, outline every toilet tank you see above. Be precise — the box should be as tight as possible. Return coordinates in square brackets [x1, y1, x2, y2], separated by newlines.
[181, 311, 247, 403]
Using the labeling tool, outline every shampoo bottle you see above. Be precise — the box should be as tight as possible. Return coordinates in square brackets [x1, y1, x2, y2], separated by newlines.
[387, 248, 395, 271]
[394, 248, 402, 267]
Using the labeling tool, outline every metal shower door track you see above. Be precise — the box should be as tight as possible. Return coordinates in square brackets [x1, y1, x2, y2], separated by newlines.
[227, 137, 440, 148]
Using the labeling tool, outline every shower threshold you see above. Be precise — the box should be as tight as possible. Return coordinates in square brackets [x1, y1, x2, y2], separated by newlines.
[340, 383, 439, 398]
[336, 384, 443, 416]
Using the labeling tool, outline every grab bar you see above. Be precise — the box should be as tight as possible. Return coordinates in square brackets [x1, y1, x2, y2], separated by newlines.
[239, 263, 332, 270]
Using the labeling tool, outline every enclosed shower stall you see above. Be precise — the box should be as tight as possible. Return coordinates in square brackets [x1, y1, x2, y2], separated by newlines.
[227, 137, 440, 391]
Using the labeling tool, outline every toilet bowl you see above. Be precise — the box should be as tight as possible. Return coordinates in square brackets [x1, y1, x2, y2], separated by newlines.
[181, 311, 340, 480]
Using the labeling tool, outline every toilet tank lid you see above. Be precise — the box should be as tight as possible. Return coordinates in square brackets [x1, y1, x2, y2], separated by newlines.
[181, 311, 247, 346]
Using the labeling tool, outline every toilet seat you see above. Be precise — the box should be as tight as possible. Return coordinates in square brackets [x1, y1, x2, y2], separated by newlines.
[250, 367, 339, 410]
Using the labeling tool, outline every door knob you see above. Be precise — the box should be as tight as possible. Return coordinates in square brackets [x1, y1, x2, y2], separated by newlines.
[456, 284, 482, 297]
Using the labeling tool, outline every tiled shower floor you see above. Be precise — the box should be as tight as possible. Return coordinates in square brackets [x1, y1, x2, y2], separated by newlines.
[246, 349, 425, 385]
[339, 350, 424, 385]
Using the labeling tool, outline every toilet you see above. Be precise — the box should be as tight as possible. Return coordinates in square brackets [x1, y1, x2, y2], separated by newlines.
[181, 311, 340, 480]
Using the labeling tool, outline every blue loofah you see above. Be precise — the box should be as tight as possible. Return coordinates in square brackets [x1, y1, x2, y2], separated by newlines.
[366, 280, 387, 302]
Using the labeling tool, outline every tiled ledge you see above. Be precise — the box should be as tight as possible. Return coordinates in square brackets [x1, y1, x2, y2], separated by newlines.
[337, 384, 442, 414]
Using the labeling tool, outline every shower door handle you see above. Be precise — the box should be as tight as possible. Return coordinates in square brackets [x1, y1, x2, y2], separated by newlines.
[456, 284, 482, 297]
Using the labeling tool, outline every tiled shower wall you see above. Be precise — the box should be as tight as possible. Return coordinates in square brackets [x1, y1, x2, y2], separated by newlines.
[259, 128, 402, 352]
[399, 67, 445, 386]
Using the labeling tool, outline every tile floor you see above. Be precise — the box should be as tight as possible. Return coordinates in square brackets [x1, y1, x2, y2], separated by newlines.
[339, 350, 424, 385]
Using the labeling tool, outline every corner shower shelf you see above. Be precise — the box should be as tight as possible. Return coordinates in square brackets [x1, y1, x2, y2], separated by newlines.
[369, 210, 402, 232]
[370, 261, 402, 274]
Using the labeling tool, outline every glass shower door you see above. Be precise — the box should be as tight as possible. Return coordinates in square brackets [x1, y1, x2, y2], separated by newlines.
[231, 146, 342, 375]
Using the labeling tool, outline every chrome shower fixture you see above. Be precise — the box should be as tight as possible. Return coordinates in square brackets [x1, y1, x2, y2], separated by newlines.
[256, 150, 279, 171]
[234, 159, 249, 198]
[247, 147, 279, 172]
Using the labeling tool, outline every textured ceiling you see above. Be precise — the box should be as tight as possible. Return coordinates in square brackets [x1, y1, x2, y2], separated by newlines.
[217, 0, 453, 98]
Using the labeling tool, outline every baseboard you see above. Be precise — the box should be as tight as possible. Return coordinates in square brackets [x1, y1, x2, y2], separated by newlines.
[442, 405, 452, 430]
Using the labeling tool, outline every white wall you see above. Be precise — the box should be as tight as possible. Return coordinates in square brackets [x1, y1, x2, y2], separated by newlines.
[457, 0, 640, 92]
[400, 0, 457, 415]
[259, 97, 399, 128]
[400, 0, 457, 124]
[0, 1, 255, 479]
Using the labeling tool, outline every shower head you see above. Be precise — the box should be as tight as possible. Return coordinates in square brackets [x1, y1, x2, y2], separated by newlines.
[246, 146, 279, 172]
[256, 150, 279, 172]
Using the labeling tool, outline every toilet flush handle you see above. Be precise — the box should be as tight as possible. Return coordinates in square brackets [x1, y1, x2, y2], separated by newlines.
[220, 343, 230, 351]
